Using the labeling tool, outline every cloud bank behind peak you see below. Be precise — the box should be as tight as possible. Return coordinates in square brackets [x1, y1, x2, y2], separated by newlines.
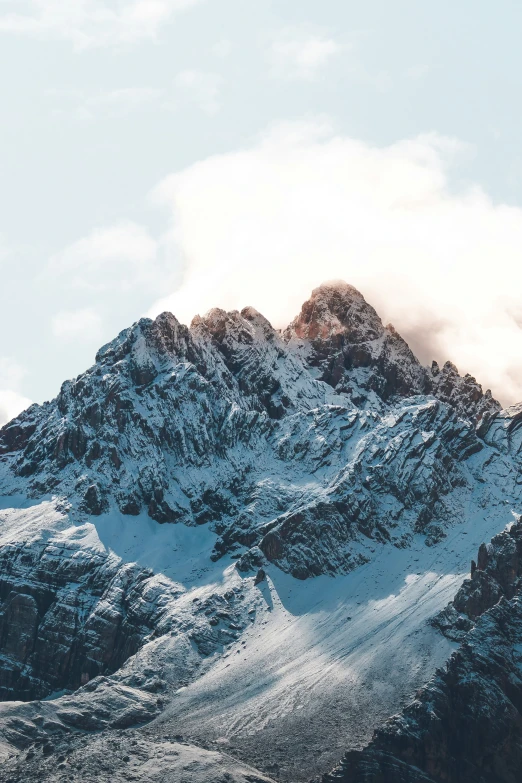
[148, 119, 522, 407]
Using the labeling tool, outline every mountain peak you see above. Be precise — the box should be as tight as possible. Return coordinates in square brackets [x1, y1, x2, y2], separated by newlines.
[281, 279, 428, 404]
[284, 280, 384, 342]
[191, 306, 277, 347]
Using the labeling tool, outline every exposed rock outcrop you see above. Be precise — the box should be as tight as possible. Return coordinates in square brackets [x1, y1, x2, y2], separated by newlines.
[284, 282, 429, 405]
[284, 282, 500, 424]
[0, 501, 253, 703]
[428, 358, 500, 427]
[433, 516, 522, 640]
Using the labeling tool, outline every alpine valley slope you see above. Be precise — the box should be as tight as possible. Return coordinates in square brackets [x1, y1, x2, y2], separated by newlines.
[0, 282, 521, 782]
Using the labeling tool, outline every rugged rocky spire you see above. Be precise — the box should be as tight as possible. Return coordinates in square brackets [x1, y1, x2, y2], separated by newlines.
[284, 281, 428, 404]
[284, 281, 385, 342]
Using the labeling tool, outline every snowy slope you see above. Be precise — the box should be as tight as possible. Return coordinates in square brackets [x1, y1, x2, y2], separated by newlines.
[331, 517, 522, 783]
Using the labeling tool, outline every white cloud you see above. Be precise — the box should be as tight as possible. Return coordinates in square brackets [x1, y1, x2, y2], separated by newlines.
[86, 86, 164, 110]
[0, 358, 27, 391]
[175, 70, 223, 114]
[406, 64, 430, 81]
[46, 87, 166, 120]
[0, 233, 13, 264]
[212, 39, 231, 58]
[148, 118, 522, 407]
[268, 29, 342, 80]
[52, 308, 103, 341]
[0, 0, 200, 49]
[48, 220, 159, 291]
[0, 358, 31, 427]
[0, 391, 32, 427]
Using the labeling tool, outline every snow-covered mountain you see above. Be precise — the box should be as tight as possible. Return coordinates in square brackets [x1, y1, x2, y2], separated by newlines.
[0, 281, 520, 783]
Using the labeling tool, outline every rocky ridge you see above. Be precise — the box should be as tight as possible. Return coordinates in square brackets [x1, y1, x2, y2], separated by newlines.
[0, 282, 501, 582]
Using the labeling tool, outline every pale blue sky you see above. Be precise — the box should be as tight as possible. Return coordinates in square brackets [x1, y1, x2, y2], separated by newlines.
[2, 0, 522, 421]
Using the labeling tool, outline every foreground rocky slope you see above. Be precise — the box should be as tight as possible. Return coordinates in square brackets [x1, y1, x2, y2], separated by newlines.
[0, 718, 276, 783]
[327, 518, 522, 783]
[0, 281, 520, 782]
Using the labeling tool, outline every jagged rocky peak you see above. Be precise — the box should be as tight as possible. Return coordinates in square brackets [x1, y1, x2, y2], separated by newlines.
[284, 280, 385, 342]
[191, 306, 279, 356]
[95, 311, 194, 369]
[281, 280, 500, 420]
[429, 358, 500, 427]
[189, 305, 301, 418]
[284, 280, 426, 404]
[89, 311, 200, 391]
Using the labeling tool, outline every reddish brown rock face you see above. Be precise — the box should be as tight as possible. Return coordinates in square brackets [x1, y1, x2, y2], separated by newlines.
[285, 281, 385, 343]
[284, 281, 430, 404]
[283, 281, 500, 424]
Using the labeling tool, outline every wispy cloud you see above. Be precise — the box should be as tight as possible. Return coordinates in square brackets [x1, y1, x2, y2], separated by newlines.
[175, 70, 223, 114]
[44, 74, 225, 119]
[0, 0, 201, 49]
[212, 39, 231, 59]
[45, 86, 166, 120]
[0, 357, 27, 391]
[405, 63, 430, 81]
[47, 220, 159, 292]
[147, 118, 522, 406]
[268, 28, 342, 80]
[0, 358, 31, 426]
[52, 308, 103, 341]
